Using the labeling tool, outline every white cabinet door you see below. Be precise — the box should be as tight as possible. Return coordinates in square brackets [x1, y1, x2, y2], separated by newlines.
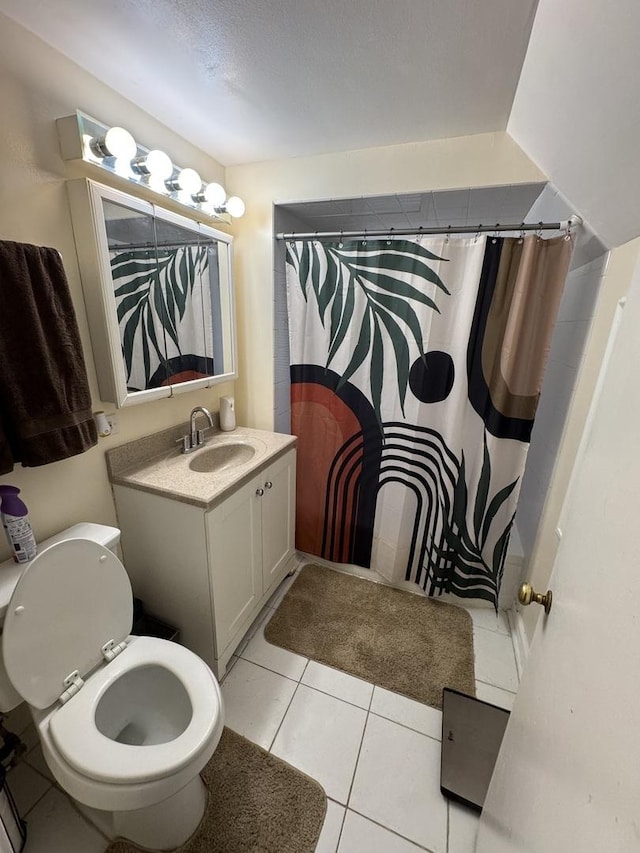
[260, 450, 296, 591]
[205, 476, 262, 655]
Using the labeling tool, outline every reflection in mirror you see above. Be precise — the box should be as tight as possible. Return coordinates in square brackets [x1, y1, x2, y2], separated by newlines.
[104, 200, 222, 392]
[68, 179, 237, 407]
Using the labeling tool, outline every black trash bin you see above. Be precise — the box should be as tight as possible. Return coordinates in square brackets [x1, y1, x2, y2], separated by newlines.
[132, 597, 180, 643]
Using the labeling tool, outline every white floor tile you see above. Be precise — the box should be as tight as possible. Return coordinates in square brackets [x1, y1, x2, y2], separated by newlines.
[350, 714, 447, 853]
[448, 801, 480, 853]
[271, 685, 367, 804]
[466, 607, 510, 635]
[475, 680, 517, 711]
[370, 687, 442, 740]
[302, 661, 373, 710]
[339, 810, 425, 852]
[25, 744, 55, 782]
[21, 788, 106, 852]
[241, 610, 308, 680]
[7, 761, 51, 815]
[472, 627, 519, 692]
[315, 799, 346, 853]
[221, 658, 297, 749]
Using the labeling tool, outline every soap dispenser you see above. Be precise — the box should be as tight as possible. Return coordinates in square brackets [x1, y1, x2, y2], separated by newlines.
[219, 396, 236, 431]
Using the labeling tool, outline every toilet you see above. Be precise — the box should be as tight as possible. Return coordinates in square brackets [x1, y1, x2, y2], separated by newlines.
[0, 525, 224, 851]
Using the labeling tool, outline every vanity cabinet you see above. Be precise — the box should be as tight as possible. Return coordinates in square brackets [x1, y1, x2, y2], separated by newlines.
[112, 447, 296, 678]
[206, 451, 295, 654]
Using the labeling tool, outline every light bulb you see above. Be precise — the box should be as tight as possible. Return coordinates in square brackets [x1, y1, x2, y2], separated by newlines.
[132, 149, 173, 181]
[225, 196, 245, 218]
[91, 126, 137, 160]
[203, 182, 226, 206]
[175, 168, 201, 195]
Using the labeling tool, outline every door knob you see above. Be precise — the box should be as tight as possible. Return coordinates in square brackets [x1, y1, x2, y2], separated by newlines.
[264, 481, 273, 489]
[256, 488, 264, 496]
[518, 582, 552, 614]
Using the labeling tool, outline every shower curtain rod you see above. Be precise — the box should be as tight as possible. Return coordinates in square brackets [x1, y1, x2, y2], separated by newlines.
[276, 215, 582, 241]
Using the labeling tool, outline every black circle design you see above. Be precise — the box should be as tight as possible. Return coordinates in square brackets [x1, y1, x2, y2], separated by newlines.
[409, 351, 455, 403]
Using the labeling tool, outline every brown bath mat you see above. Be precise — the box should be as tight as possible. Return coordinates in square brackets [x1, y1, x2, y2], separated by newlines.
[265, 564, 475, 710]
[106, 727, 326, 853]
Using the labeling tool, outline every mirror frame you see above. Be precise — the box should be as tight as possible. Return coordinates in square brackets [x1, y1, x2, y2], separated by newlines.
[67, 179, 237, 407]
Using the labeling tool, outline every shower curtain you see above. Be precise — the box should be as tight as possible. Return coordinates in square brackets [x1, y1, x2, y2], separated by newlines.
[285, 234, 573, 606]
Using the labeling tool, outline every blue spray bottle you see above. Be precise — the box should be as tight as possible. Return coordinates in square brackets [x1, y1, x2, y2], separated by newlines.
[0, 486, 37, 563]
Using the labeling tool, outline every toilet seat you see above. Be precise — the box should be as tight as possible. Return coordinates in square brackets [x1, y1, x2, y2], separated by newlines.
[3, 538, 133, 710]
[48, 636, 222, 785]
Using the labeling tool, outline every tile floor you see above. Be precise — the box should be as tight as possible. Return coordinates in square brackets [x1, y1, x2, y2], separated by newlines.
[5, 561, 519, 852]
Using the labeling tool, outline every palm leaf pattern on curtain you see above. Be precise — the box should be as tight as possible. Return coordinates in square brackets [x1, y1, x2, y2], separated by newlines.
[286, 239, 450, 422]
[436, 432, 518, 603]
[111, 246, 209, 388]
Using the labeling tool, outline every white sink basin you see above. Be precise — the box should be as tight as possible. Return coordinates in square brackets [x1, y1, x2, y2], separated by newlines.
[188, 442, 257, 473]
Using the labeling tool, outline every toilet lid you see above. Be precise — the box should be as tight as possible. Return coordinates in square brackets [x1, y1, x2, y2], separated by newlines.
[2, 539, 133, 709]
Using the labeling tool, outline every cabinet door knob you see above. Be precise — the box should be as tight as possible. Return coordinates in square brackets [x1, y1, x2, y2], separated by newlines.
[256, 488, 264, 496]
[264, 481, 273, 489]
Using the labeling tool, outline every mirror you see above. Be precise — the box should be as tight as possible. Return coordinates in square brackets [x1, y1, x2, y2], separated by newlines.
[68, 179, 236, 407]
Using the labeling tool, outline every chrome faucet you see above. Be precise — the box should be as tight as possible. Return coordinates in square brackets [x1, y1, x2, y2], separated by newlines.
[177, 406, 215, 454]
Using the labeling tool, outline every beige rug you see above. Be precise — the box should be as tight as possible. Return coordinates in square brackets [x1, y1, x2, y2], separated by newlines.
[265, 564, 475, 710]
[106, 728, 326, 853]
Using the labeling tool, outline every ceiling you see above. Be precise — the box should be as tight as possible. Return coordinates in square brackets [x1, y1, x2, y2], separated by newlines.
[0, 0, 538, 166]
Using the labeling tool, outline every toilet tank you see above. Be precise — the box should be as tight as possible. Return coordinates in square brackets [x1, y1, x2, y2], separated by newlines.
[0, 522, 121, 712]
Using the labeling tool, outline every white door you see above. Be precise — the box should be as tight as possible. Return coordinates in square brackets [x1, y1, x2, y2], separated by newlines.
[476, 264, 640, 852]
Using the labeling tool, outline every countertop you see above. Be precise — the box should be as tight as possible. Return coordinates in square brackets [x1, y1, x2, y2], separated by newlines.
[106, 425, 297, 510]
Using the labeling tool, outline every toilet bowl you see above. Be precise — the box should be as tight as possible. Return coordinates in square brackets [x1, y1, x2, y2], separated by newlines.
[1, 533, 224, 850]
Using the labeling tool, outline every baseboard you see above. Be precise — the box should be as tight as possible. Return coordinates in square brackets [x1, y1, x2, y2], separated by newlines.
[507, 607, 529, 681]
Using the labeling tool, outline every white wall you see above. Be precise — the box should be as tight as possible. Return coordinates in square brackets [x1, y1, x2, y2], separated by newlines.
[516, 186, 608, 559]
[508, 0, 640, 248]
[227, 133, 545, 429]
[0, 16, 234, 561]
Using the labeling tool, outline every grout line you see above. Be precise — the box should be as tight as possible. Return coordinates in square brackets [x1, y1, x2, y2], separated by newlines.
[346, 807, 437, 852]
[344, 707, 370, 812]
[267, 681, 302, 753]
[231, 655, 307, 685]
[22, 782, 54, 819]
[471, 622, 511, 638]
[475, 678, 517, 696]
[367, 709, 442, 743]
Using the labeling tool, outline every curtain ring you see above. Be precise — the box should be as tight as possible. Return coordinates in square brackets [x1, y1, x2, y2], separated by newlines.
[518, 223, 525, 244]
[338, 230, 343, 248]
[491, 223, 499, 244]
[564, 220, 572, 242]
[537, 221, 543, 241]
[362, 228, 367, 247]
[444, 225, 451, 245]
[474, 224, 482, 244]
[386, 227, 395, 246]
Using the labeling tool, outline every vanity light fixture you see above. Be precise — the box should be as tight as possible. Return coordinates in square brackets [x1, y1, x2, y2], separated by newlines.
[167, 167, 202, 195]
[57, 111, 246, 222]
[89, 126, 137, 161]
[195, 182, 227, 207]
[132, 149, 173, 181]
[220, 196, 246, 218]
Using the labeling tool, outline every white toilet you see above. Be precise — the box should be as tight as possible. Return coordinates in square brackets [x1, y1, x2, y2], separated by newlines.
[0, 524, 224, 851]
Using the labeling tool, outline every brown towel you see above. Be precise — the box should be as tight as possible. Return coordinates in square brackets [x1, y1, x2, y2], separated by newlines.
[0, 241, 97, 474]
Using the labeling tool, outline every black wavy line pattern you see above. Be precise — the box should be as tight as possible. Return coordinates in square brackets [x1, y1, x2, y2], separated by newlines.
[323, 423, 503, 605]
